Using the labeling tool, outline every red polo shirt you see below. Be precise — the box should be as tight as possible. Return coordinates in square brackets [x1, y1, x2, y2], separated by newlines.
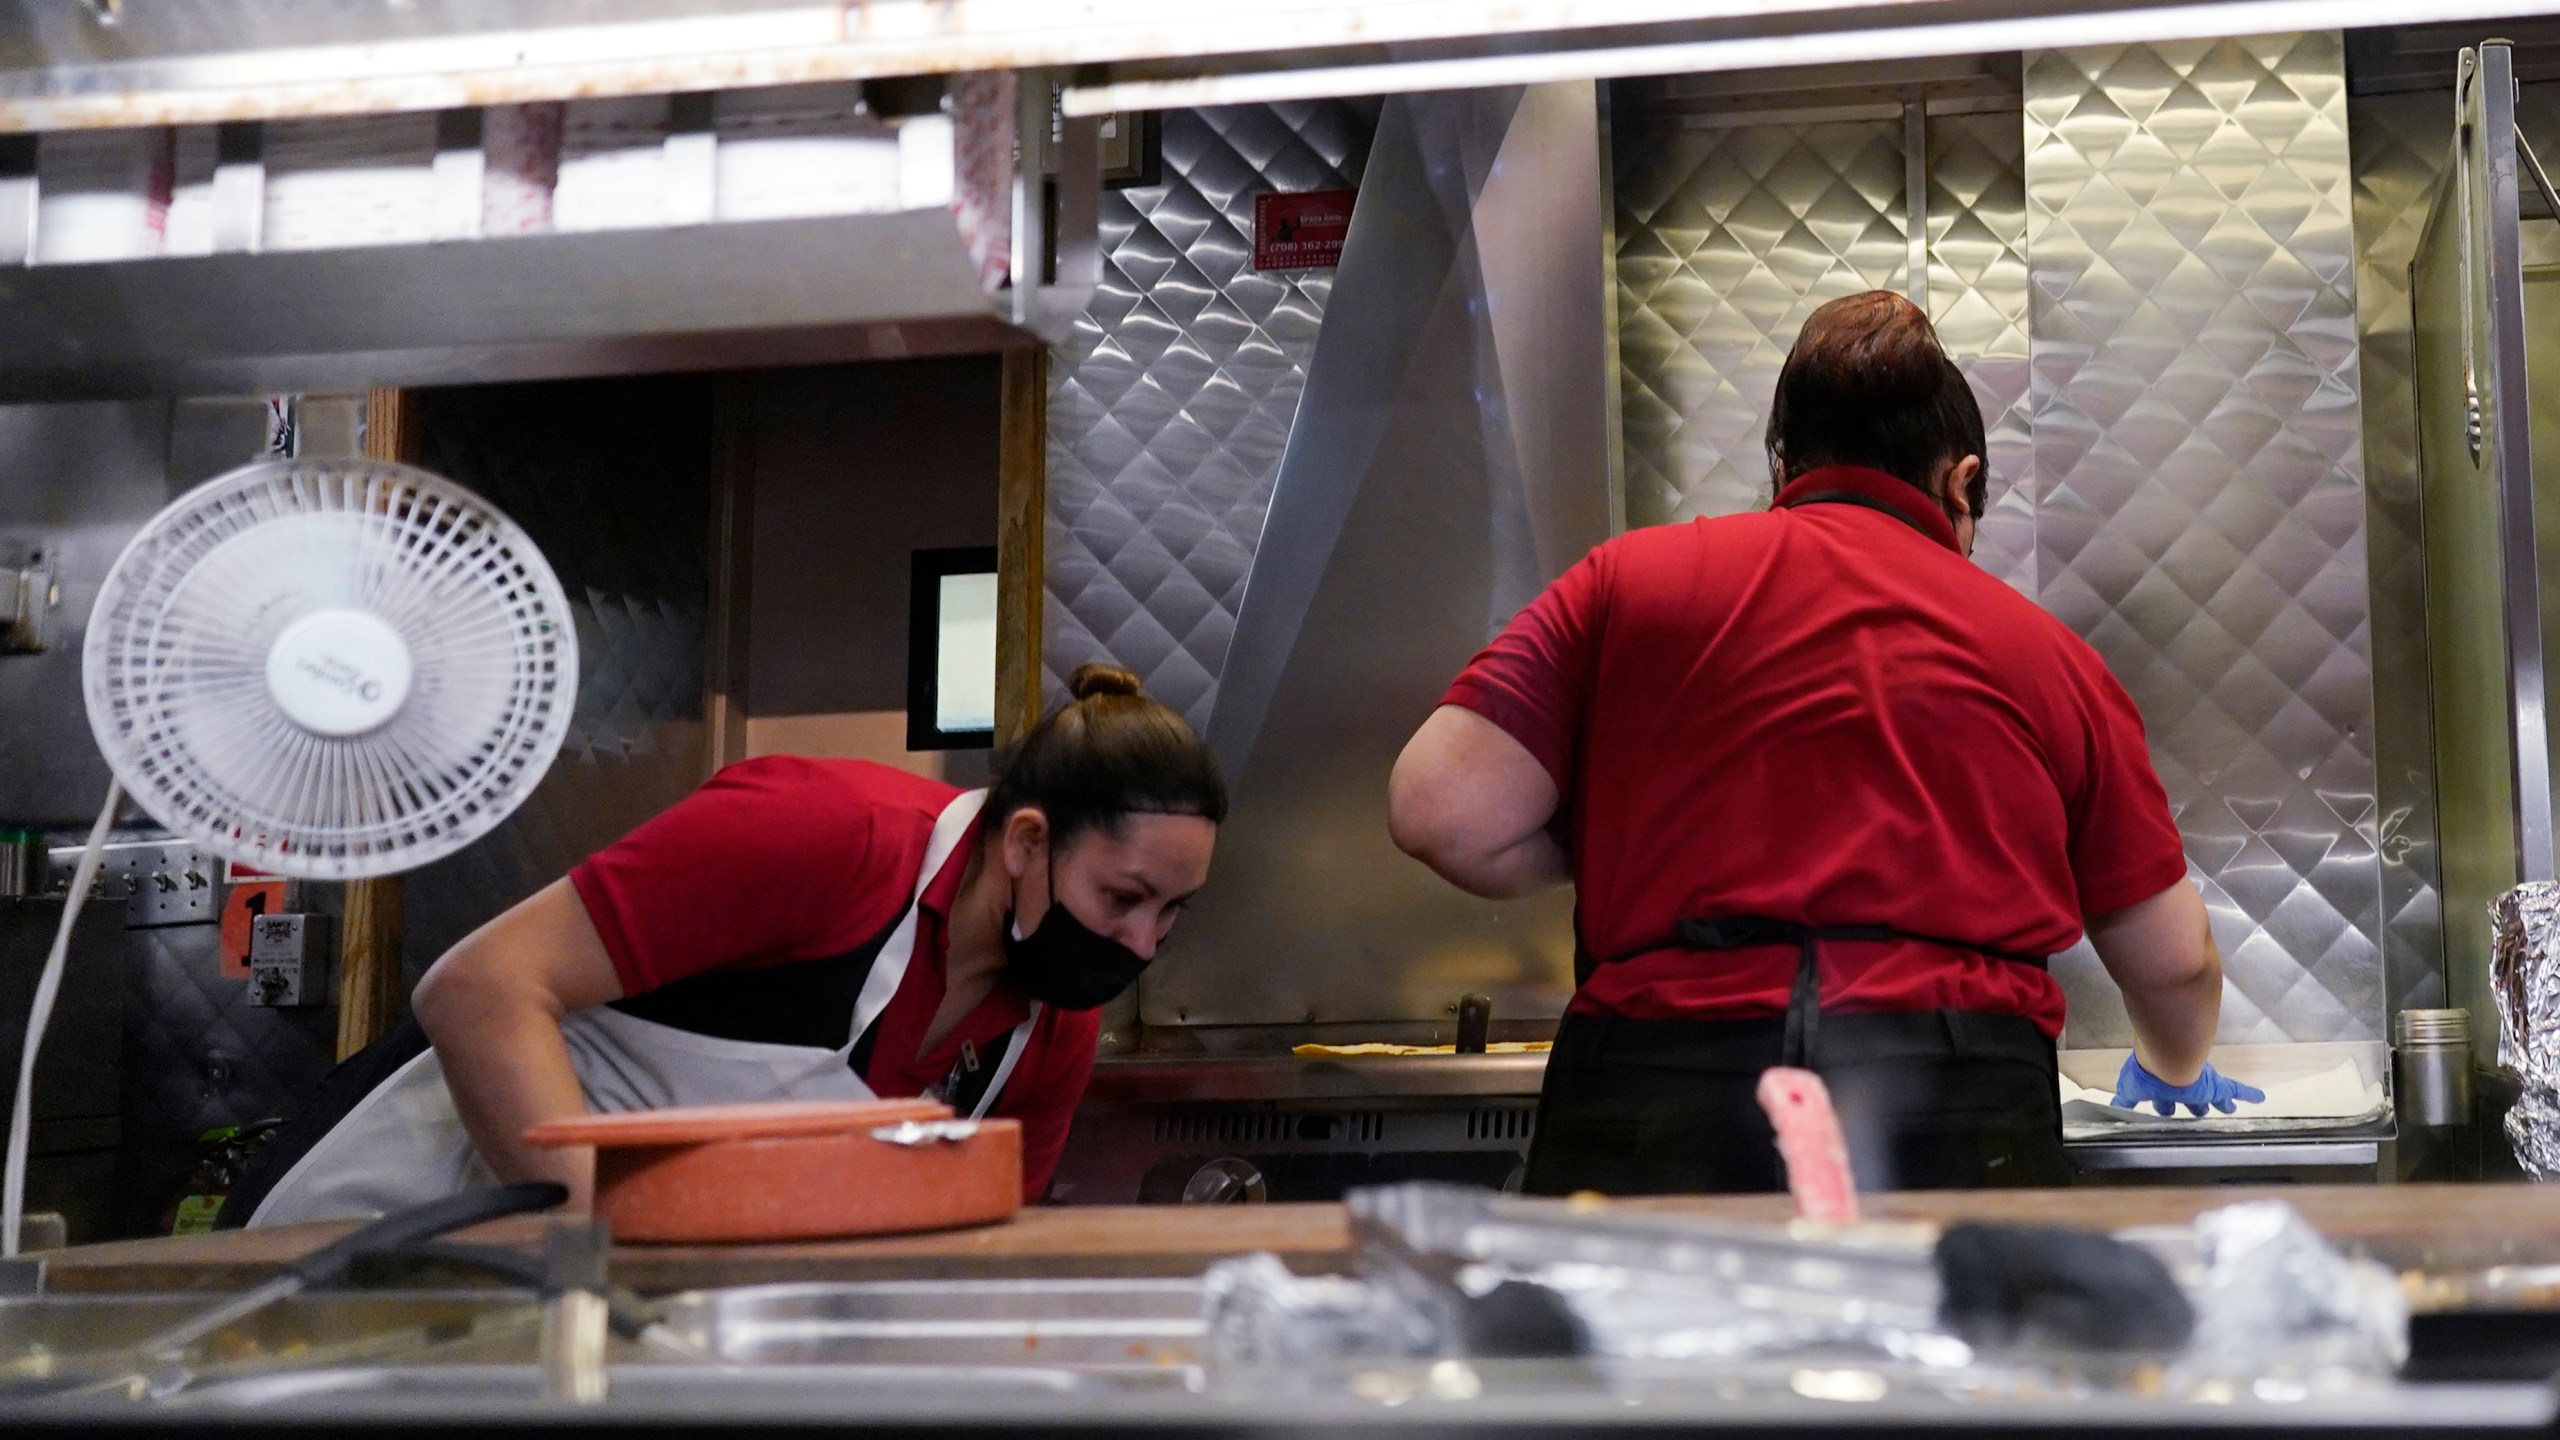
[1441, 466, 2188, 1038]
[568, 757, 1098, 1198]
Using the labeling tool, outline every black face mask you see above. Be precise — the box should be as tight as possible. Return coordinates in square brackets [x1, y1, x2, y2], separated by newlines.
[1001, 852, 1148, 1011]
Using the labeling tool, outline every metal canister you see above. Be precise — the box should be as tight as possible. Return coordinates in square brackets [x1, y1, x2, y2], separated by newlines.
[0, 827, 41, 900]
[2397, 1007, 2476, 1127]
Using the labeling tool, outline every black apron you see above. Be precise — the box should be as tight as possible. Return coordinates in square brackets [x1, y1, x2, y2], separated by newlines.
[1521, 487, 2068, 1198]
[1523, 917, 2068, 1196]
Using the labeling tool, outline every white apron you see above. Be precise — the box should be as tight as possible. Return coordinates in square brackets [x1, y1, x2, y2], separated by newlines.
[250, 789, 1037, 1227]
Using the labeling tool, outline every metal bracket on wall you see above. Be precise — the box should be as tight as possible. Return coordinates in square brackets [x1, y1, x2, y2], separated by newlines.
[0, 540, 58, 654]
[42, 838, 221, 927]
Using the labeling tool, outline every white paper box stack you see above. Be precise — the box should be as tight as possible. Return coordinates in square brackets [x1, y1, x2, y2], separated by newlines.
[262, 113, 437, 251]
[554, 96, 671, 232]
[35, 128, 171, 264]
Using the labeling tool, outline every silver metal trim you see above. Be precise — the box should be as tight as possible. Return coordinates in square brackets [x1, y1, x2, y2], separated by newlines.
[2066, 1140, 2381, 1170]
[1903, 100, 1928, 310]
[2476, 42, 2556, 884]
[1597, 80, 1628, 538]
[1083, 1054, 1550, 1104]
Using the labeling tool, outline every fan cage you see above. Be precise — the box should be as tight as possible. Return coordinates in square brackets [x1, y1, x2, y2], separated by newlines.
[84, 459, 579, 881]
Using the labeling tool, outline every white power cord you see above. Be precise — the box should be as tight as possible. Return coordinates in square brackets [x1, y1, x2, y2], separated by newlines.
[3, 781, 120, 1258]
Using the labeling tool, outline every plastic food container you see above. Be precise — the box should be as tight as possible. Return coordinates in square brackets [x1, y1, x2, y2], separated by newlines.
[523, 1098, 1022, 1244]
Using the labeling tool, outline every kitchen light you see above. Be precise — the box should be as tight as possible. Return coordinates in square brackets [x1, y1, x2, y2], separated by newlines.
[1061, 0, 2560, 115]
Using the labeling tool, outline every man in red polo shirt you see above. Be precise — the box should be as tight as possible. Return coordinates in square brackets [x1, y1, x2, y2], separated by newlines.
[1389, 291, 2256, 1194]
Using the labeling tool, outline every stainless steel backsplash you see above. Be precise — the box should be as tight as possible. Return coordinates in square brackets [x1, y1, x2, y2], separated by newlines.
[2024, 33, 2379, 1045]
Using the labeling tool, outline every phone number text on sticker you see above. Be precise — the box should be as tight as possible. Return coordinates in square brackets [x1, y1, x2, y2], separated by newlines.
[1253, 189, 1355, 271]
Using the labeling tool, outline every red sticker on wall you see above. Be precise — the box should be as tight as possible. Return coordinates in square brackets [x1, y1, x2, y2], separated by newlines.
[1252, 189, 1355, 271]
[219, 879, 287, 981]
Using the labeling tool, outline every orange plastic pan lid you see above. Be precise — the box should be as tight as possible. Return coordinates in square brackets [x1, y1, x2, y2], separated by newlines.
[522, 1097, 952, 1149]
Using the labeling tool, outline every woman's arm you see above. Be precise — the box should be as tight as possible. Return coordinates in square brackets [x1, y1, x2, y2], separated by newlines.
[409, 878, 624, 1209]
[2085, 878, 2221, 1086]
[1388, 705, 1570, 899]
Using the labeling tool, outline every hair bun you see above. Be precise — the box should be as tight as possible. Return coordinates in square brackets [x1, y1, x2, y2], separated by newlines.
[1068, 662, 1144, 701]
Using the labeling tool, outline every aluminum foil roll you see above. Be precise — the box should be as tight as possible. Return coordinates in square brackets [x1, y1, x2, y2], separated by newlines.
[2490, 881, 2560, 1177]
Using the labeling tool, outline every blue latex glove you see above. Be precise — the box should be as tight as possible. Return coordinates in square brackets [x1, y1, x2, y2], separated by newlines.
[2110, 1054, 2266, 1117]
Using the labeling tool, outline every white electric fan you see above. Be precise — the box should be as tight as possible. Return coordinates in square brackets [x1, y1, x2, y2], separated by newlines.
[5, 458, 578, 1253]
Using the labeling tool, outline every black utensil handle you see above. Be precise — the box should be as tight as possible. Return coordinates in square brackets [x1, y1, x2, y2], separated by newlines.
[289, 1181, 568, 1287]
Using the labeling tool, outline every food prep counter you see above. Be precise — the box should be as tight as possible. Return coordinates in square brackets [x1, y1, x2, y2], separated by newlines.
[2, 1185, 2558, 1434]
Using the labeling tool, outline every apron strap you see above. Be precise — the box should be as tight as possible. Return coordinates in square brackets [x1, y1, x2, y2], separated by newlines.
[845, 789, 991, 1056]
[843, 791, 1040, 1123]
[1600, 915, 2052, 1069]
[962, 1004, 1039, 1117]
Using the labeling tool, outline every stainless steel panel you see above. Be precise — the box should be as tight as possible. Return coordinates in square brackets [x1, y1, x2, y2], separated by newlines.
[1610, 103, 2034, 592]
[1927, 109, 2036, 595]
[1612, 115, 1911, 527]
[1146, 85, 1612, 1027]
[0, 400, 170, 823]
[2352, 87, 2455, 1022]
[2478, 45, 2558, 887]
[2067, 1140, 2380, 1169]
[0, 211, 1012, 403]
[2415, 86, 2520, 1072]
[1045, 101, 1379, 732]
[2026, 33, 2380, 1045]
[2343, 83, 2560, 1032]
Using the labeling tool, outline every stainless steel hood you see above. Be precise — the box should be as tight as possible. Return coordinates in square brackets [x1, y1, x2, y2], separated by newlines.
[1139, 82, 1614, 1036]
[0, 211, 1018, 401]
[0, 72, 1100, 400]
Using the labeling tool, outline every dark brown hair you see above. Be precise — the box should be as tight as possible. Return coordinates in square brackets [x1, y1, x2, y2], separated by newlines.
[985, 662, 1228, 850]
[1766, 290, 1989, 523]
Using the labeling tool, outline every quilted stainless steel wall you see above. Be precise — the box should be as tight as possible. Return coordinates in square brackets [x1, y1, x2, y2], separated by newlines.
[2026, 33, 2381, 1045]
[1044, 102, 1379, 733]
[1613, 117, 1909, 527]
[1611, 107, 2036, 590]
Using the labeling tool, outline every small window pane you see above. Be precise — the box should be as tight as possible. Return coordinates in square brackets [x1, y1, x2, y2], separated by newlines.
[935, 570, 998, 734]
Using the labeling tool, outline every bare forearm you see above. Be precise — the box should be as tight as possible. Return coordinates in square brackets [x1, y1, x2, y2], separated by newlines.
[1389, 706, 1569, 899]
[421, 992, 595, 1204]
[1411, 829, 1570, 899]
[409, 880, 621, 1209]
[2119, 959, 2219, 1087]
[2086, 880, 2221, 1087]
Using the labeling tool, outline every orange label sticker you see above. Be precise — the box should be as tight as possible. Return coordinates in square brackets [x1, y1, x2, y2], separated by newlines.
[219, 880, 287, 980]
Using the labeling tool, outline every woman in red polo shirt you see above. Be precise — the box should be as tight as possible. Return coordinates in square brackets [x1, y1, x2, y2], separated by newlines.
[236, 664, 1224, 1225]
[1389, 291, 2256, 1195]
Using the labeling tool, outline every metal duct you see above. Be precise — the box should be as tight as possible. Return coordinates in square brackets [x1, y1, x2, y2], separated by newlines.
[1142, 84, 1613, 1032]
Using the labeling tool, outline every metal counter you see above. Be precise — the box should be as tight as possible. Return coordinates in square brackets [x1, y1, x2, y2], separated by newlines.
[1055, 1049, 2399, 1204]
